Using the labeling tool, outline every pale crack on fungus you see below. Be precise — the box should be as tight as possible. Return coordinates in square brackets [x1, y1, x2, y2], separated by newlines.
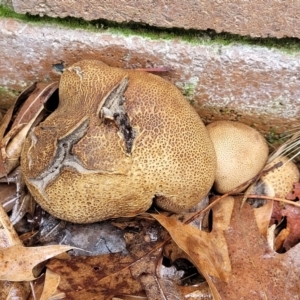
[29, 118, 93, 191]
[67, 66, 84, 80]
[100, 77, 136, 153]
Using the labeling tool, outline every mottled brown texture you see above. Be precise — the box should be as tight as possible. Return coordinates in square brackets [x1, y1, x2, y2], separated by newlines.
[21, 60, 216, 223]
[9, 0, 300, 39]
[1, 18, 300, 136]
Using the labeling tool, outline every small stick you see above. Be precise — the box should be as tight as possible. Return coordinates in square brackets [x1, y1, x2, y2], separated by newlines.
[184, 162, 283, 225]
[247, 194, 300, 207]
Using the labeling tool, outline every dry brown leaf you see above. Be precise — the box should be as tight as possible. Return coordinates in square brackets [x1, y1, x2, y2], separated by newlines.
[0, 82, 58, 176]
[153, 197, 234, 300]
[271, 199, 300, 250]
[0, 182, 16, 212]
[212, 196, 300, 299]
[0, 84, 36, 176]
[40, 269, 64, 300]
[130, 248, 184, 300]
[253, 200, 273, 237]
[47, 253, 146, 300]
[179, 282, 212, 300]
[10, 82, 58, 128]
[0, 201, 22, 248]
[275, 228, 291, 251]
[46, 219, 181, 299]
[0, 109, 18, 175]
[276, 203, 300, 250]
[0, 244, 73, 281]
[48, 293, 66, 300]
[153, 197, 233, 282]
[0, 194, 35, 296]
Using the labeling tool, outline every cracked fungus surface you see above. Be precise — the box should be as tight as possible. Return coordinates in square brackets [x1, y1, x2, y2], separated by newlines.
[21, 60, 217, 223]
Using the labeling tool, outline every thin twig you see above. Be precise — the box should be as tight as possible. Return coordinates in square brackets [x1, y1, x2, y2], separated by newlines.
[184, 162, 283, 225]
[247, 194, 300, 207]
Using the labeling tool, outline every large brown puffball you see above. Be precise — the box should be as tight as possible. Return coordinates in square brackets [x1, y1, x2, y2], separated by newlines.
[21, 60, 217, 223]
[206, 120, 269, 194]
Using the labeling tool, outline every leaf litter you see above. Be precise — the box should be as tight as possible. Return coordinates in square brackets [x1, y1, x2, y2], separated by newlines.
[2, 172, 300, 299]
[0, 196, 70, 297]
[46, 218, 183, 299]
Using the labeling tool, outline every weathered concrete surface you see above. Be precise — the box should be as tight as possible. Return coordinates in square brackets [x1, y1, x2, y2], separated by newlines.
[0, 0, 12, 6]
[1, 18, 300, 135]
[8, 0, 300, 39]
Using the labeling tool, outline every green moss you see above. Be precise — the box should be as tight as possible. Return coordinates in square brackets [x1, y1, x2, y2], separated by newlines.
[265, 128, 289, 145]
[0, 5, 99, 30]
[1, 5, 300, 53]
[175, 81, 198, 105]
[0, 86, 20, 97]
[0, 86, 20, 111]
[181, 82, 196, 105]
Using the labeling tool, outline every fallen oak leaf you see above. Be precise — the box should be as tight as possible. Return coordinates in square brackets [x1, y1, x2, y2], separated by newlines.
[152, 197, 233, 300]
[0, 244, 73, 281]
[153, 198, 233, 281]
[1, 123, 26, 160]
[274, 227, 290, 251]
[212, 196, 300, 299]
[249, 194, 300, 250]
[0, 192, 30, 295]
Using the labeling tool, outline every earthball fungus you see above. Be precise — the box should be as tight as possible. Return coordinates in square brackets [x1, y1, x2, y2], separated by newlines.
[253, 156, 300, 198]
[21, 60, 217, 223]
[206, 120, 269, 194]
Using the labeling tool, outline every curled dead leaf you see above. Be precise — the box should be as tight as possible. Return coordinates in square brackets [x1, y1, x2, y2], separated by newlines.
[0, 82, 58, 177]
